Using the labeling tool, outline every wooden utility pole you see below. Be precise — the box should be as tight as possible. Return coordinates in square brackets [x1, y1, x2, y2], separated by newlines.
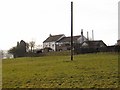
[71, 1, 73, 61]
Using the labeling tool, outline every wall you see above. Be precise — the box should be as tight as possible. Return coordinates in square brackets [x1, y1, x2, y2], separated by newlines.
[43, 42, 56, 51]
[77, 36, 87, 43]
[56, 42, 71, 51]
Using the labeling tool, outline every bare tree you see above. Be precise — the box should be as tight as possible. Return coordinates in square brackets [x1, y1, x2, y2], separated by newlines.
[29, 41, 35, 52]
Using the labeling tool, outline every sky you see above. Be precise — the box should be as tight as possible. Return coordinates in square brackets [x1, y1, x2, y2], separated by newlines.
[0, 0, 119, 50]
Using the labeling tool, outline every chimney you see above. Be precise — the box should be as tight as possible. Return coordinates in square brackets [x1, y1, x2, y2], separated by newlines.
[87, 31, 89, 40]
[92, 30, 94, 40]
[81, 29, 83, 36]
[81, 29, 84, 43]
[49, 34, 52, 37]
[17, 42, 19, 47]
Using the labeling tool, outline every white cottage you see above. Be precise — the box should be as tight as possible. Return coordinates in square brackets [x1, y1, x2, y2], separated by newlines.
[43, 34, 65, 51]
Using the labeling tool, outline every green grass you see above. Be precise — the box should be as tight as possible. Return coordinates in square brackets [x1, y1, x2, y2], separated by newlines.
[2, 52, 118, 88]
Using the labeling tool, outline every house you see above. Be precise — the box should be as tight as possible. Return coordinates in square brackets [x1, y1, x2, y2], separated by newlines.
[43, 34, 65, 51]
[56, 35, 87, 51]
[43, 30, 87, 51]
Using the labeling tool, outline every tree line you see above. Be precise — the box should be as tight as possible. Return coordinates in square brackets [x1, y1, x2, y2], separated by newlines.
[8, 40, 36, 58]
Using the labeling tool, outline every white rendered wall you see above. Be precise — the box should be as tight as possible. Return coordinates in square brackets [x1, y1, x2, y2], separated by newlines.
[43, 42, 56, 51]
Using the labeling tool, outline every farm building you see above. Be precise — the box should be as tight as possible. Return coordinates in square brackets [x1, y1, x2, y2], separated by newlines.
[81, 40, 107, 48]
[43, 30, 87, 51]
[74, 40, 107, 54]
[56, 35, 87, 51]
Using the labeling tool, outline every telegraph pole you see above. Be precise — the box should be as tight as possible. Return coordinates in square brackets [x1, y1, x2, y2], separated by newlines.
[71, 1, 73, 61]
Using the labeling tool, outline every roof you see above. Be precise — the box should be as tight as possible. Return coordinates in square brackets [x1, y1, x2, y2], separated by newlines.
[43, 34, 65, 43]
[82, 40, 107, 47]
[57, 35, 81, 43]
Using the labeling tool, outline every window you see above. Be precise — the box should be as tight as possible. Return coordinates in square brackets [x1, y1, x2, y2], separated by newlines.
[52, 44, 54, 47]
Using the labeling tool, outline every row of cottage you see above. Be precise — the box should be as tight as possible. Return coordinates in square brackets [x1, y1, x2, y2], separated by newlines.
[43, 29, 107, 52]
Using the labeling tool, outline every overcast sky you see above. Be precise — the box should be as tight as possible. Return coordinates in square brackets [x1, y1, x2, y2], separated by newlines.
[0, 0, 119, 50]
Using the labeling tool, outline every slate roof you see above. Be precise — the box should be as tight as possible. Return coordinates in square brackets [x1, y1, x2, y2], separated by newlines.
[82, 40, 107, 47]
[57, 35, 81, 43]
[43, 34, 65, 43]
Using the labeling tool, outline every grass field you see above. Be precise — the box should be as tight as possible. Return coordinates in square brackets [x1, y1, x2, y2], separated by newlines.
[2, 52, 118, 88]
